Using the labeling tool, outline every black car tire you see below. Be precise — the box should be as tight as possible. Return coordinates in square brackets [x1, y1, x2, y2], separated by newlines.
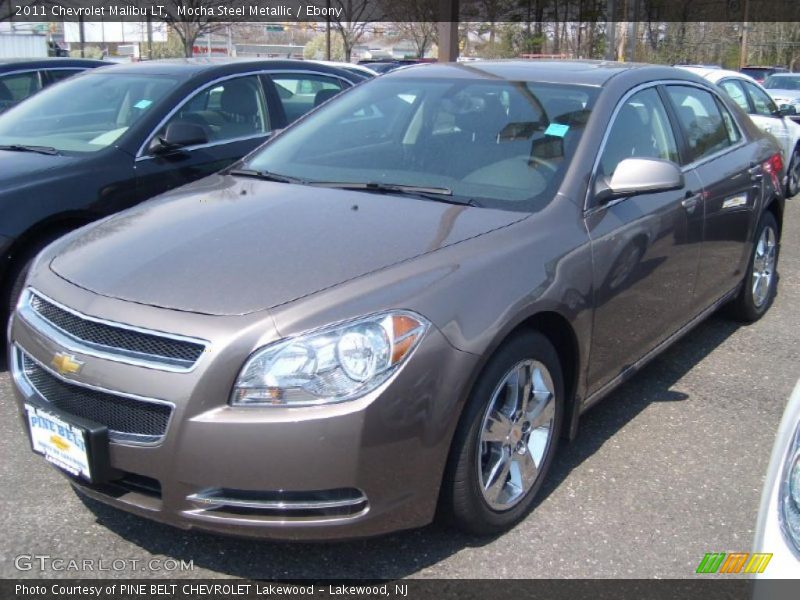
[787, 145, 800, 199]
[441, 331, 564, 535]
[4, 232, 67, 317]
[728, 211, 779, 322]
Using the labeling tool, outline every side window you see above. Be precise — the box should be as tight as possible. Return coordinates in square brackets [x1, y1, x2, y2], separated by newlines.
[46, 69, 84, 85]
[665, 85, 733, 163]
[743, 82, 778, 116]
[719, 79, 750, 113]
[0, 71, 41, 110]
[269, 73, 346, 124]
[716, 98, 742, 144]
[599, 87, 679, 178]
[157, 75, 269, 145]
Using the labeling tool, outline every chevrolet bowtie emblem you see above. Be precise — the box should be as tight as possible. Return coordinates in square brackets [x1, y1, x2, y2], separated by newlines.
[51, 353, 83, 376]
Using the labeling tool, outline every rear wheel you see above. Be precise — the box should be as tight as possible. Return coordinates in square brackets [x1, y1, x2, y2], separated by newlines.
[728, 211, 779, 322]
[441, 332, 563, 535]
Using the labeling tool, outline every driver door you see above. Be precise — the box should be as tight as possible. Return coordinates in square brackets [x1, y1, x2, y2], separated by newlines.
[134, 74, 273, 202]
[585, 86, 704, 395]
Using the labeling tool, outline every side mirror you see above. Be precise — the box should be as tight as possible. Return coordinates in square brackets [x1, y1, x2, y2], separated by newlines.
[595, 158, 684, 203]
[778, 104, 798, 117]
[149, 122, 208, 155]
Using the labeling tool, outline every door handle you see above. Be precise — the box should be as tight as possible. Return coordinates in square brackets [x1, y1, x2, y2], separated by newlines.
[681, 191, 700, 213]
[748, 165, 764, 182]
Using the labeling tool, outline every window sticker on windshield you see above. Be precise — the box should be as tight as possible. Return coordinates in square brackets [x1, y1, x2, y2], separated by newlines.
[545, 123, 569, 138]
[134, 99, 153, 110]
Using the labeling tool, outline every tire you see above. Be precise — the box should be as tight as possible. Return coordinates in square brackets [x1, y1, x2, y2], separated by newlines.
[787, 145, 800, 199]
[728, 211, 779, 322]
[3, 232, 68, 317]
[441, 331, 564, 535]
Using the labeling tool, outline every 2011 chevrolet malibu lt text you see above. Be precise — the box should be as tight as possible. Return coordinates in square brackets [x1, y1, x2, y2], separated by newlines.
[7, 61, 785, 540]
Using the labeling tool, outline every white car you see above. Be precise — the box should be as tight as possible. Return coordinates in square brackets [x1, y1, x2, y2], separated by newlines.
[679, 66, 800, 197]
[763, 73, 800, 124]
[753, 379, 800, 578]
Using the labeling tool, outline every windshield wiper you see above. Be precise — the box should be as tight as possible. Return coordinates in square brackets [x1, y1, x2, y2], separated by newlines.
[313, 181, 481, 207]
[0, 144, 60, 156]
[228, 168, 307, 185]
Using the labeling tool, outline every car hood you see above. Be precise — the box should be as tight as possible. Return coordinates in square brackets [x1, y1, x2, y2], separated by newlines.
[49, 174, 527, 315]
[0, 150, 80, 188]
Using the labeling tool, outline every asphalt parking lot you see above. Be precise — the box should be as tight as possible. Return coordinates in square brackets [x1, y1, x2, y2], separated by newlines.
[0, 198, 798, 580]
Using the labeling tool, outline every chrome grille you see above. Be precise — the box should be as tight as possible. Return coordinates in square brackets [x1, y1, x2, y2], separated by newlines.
[25, 290, 206, 371]
[19, 350, 172, 444]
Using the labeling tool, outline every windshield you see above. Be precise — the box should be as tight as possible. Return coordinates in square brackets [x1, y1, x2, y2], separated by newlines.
[244, 77, 598, 211]
[0, 72, 179, 153]
[764, 75, 800, 91]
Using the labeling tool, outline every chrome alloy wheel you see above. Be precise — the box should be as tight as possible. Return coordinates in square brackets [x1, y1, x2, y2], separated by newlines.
[752, 225, 777, 308]
[477, 359, 556, 511]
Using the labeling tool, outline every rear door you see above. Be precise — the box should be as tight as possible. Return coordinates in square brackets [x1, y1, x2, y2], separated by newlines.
[586, 85, 704, 395]
[134, 73, 274, 202]
[664, 84, 759, 308]
[741, 79, 793, 160]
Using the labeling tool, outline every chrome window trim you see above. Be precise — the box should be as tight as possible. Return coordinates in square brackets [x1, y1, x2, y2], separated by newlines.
[11, 344, 175, 446]
[585, 79, 747, 212]
[135, 68, 354, 160]
[1, 67, 87, 76]
[18, 288, 209, 373]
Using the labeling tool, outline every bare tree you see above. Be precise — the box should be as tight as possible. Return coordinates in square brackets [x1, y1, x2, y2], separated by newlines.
[385, 0, 438, 58]
[330, 0, 374, 62]
[152, 0, 228, 58]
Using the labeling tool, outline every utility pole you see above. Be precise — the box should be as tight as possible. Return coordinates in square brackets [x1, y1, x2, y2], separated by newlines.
[739, 0, 750, 68]
[79, 16, 85, 58]
[146, 16, 153, 60]
[605, 0, 616, 60]
[626, 0, 639, 62]
[325, 0, 331, 60]
[437, 0, 459, 62]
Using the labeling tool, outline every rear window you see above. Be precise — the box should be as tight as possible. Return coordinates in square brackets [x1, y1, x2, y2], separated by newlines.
[764, 75, 800, 91]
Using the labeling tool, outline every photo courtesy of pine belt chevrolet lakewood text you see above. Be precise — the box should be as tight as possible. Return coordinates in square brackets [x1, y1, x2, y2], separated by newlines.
[7, 60, 786, 540]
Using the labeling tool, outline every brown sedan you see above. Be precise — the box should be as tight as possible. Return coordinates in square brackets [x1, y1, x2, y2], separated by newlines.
[8, 60, 785, 539]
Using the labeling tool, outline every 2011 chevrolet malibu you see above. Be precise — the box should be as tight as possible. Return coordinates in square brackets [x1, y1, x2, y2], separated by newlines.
[8, 60, 786, 539]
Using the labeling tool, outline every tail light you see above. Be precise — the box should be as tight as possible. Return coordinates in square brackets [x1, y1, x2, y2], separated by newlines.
[764, 152, 784, 175]
[763, 152, 784, 192]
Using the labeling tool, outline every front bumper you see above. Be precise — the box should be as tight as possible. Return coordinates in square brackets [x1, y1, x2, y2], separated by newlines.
[8, 278, 479, 540]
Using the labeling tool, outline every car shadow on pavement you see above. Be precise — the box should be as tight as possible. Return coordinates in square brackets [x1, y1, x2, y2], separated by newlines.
[78, 314, 742, 580]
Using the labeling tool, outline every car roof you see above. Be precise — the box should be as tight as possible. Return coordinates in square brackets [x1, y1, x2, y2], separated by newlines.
[0, 58, 110, 71]
[766, 72, 800, 78]
[677, 65, 759, 85]
[385, 59, 699, 87]
[90, 58, 355, 81]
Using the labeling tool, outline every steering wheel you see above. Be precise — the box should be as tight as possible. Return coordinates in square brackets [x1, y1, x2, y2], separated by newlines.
[527, 156, 559, 174]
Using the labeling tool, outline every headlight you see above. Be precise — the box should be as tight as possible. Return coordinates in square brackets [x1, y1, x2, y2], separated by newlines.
[782, 425, 800, 553]
[231, 311, 429, 407]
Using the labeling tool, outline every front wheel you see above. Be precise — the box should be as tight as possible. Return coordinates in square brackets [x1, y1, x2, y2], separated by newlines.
[728, 211, 779, 322]
[787, 146, 800, 198]
[440, 331, 564, 535]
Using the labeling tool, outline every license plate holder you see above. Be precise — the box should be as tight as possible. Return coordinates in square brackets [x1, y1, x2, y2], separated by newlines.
[23, 398, 112, 483]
